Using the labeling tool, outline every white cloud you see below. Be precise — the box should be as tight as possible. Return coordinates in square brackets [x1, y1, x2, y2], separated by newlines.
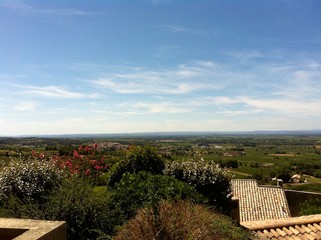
[91, 63, 226, 95]
[132, 101, 190, 114]
[14, 85, 99, 99]
[162, 25, 189, 33]
[204, 95, 321, 116]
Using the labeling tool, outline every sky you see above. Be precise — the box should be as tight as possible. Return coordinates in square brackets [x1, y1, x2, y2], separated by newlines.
[1, 0, 321, 136]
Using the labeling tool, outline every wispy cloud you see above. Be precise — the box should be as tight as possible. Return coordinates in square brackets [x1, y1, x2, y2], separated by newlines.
[157, 24, 208, 35]
[207, 96, 321, 116]
[91, 62, 226, 94]
[226, 49, 264, 64]
[162, 25, 189, 33]
[14, 85, 99, 99]
[132, 101, 190, 114]
[0, 0, 97, 16]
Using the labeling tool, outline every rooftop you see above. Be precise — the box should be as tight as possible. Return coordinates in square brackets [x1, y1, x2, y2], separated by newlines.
[231, 179, 291, 223]
[243, 214, 321, 240]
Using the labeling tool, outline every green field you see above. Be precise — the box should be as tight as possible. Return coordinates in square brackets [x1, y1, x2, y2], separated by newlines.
[1, 134, 321, 191]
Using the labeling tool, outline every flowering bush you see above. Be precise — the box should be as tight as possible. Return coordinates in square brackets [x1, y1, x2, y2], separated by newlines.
[0, 155, 64, 203]
[163, 158, 232, 212]
[53, 143, 109, 178]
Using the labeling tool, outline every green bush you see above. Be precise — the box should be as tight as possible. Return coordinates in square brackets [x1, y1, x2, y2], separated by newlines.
[113, 200, 251, 240]
[299, 199, 321, 216]
[107, 146, 165, 187]
[44, 176, 121, 240]
[110, 171, 204, 220]
[163, 159, 231, 212]
[0, 175, 121, 240]
[0, 196, 45, 219]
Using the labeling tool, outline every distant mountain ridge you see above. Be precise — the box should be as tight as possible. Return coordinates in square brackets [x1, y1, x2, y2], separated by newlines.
[7, 130, 321, 138]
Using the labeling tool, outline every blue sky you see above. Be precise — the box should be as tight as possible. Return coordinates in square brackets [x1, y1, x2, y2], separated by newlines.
[1, 0, 321, 135]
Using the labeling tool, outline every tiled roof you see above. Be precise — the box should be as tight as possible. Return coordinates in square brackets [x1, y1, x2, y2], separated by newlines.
[231, 179, 291, 222]
[242, 214, 321, 240]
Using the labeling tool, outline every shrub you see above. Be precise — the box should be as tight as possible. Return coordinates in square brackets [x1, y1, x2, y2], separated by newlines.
[0, 196, 45, 219]
[53, 144, 109, 179]
[107, 146, 165, 187]
[44, 176, 121, 240]
[221, 159, 239, 168]
[113, 200, 251, 240]
[163, 159, 231, 212]
[110, 171, 204, 220]
[0, 157, 64, 204]
[299, 199, 321, 216]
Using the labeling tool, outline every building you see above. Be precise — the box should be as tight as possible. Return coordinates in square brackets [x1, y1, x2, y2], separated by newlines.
[231, 179, 321, 239]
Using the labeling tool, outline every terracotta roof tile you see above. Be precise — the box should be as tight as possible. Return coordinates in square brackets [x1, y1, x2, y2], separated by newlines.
[231, 179, 291, 222]
[242, 214, 321, 240]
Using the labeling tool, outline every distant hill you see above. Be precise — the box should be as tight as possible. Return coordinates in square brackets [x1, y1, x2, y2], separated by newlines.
[7, 130, 321, 139]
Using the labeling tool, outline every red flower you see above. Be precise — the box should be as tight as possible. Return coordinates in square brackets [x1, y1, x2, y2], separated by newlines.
[93, 143, 98, 150]
[73, 150, 79, 158]
[85, 169, 90, 176]
[31, 150, 36, 157]
[65, 160, 72, 168]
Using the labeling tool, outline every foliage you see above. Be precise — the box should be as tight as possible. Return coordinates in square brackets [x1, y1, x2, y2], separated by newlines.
[44, 176, 121, 240]
[0, 154, 64, 204]
[299, 199, 321, 216]
[110, 171, 204, 220]
[53, 144, 109, 179]
[220, 159, 239, 168]
[0, 196, 45, 219]
[163, 158, 231, 212]
[287, 183, 321, 193]
[277, 169, 292, 183]
[107, 146, 165, 187]
[113, 200, 251, 240]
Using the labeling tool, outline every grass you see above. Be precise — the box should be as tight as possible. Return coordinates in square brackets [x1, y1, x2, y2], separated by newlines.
[113, 200, 251, 240]
[286, 183, 321, 193]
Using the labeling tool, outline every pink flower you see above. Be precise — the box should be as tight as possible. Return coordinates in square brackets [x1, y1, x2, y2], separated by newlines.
[65, 160, 72, 168]
[78, 145, 83, 151]
[94, 165, 101, 170]
[93, 143, 98, 150]
[73, 150, 79, 158]
[85, 169, 90, 176]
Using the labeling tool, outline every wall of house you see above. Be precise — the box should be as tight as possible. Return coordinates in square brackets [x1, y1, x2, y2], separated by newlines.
[285, 190, 321, 216]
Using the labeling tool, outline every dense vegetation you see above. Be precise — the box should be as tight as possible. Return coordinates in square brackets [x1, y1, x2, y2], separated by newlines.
[1, 134, 321, 239]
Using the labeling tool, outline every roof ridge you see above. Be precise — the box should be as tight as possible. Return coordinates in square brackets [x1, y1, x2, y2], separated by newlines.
[242, 214, 321, 230]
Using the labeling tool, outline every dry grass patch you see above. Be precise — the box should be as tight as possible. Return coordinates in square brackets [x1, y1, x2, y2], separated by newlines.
[113, 200, 250, 240]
